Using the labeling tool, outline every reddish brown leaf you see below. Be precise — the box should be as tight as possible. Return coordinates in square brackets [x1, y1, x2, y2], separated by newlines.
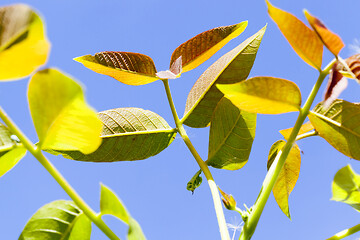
[170, 21, 247, 73]
[304, 10, 344, 56]
[323, 62, 348, 107]
[344, 54, 360, 81]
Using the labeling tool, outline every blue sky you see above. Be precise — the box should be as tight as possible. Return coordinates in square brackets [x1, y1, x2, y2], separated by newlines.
[1, 0, 360, 239]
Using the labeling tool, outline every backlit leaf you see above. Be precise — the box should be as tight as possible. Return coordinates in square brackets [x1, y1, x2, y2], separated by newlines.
[217, 77, 301, 114]
[99, 184, 146, 240]
[0, 123, 26, 177]
[48, 108, 176, 162]
[309, 100, 360, 160]
[304, 10, 344, 56]
[267, 140, 301, 218]
[343, 54, 360, 82]
[186, 170, 202, 193]
[207, 98, 256, 170]
[266, 0, 323, 70]
[170, 21, 248, 73]
[182, 26, 266, 128]
[323, 62, 348, 108]
[74, 52, 158, 85]
[19, 200, 91, 240]
[28, 68, 102, 154]
[279, 121, 314, 141]
[332, 165, 360, 211]
[0, 4, 50, 81]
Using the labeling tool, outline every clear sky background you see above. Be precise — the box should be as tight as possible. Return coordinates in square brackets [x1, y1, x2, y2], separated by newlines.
[1, 0, 360, 239]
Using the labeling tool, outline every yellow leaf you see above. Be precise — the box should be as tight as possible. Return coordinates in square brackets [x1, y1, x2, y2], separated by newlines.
[268, 140, 301, 218]
[304, 10, 344, 56]
[28, 69, 102, 154]
[217, 77, 301, 114]
[279, 121, 314, 140]
[170, 21, 248, 73]
[266, 0, 323, 70]
[74, 52, 158, 86]
[0, 4, 50, 81]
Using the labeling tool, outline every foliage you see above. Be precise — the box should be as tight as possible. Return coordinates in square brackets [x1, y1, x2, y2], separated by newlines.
[1, 1, 360, 240]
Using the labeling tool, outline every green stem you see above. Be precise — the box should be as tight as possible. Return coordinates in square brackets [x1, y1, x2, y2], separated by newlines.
[0, 107, 120, 240]
[239, 59, 336, 240]
[162, 79, 230, 240]
[327, 223, 360, 240]
[295, 130, 318, 141]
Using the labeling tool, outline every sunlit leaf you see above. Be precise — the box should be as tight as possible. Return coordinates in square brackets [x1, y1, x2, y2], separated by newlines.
[0, 123, 26, 177]
[309, 100, 360, 160]
[0, 4, 50, 81]
[182, 26, 266, 128]
[207, 98, 256, 170]
[28, 68, 102, 154]
[99, 184, 146, 240]
[186, 170, 202, 194]
[304, 10, 344, 56]
[266, 0, 323, 70]
[279, 121, 314, 141]
[323, 62, 348, 108]
[19, 200, 91, 240]
[47, 108, 176, 162]
[343, 54, 360, 82]
[170, 22, 247, 73]
[74, 52, 158, 85]
[332, 165, 360, 211]
[267, 140, 301, 218]
[217, 77, 301, 114]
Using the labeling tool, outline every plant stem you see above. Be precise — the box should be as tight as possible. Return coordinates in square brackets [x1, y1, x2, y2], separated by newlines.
[295, 130, 318, 141]
[327, 223, 360, 240]
[162, 79, 230, 240]
[0, 107, 120, 240]
[239, 59, 336, 240]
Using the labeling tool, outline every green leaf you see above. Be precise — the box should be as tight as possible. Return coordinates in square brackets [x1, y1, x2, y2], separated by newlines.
[266, 0, 323, 70]
[100, 184, 130, 223]
[207, 98, 256, 170]
[28, 68, 102, 154]
[332, 165, 360, 211]
[170, 21, 248, 73]
[74, 52, 158, 86]
[68, 214, 92, 240]
[0, 123, 27, 177]
[0, 4, 50, 81]
[182, 26, 266, 128]
[19, 200, 91, 240]
[186, 170, 203, 193]
[217, 77, 301, 114]
[99, 184, 146, 240]
[309, 100, 360, 160]
[47, 107, 176, 162]
[267, 140, 301, 218]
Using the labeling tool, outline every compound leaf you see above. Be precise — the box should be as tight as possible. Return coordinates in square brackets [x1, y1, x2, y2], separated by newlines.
[267, 140, 301, 218]
[207, 98, 256, 170]
[100, 184, 146, 240]
[74, 52, 158, 86]
[19, 200, 91, 240]
[170, 21, 248, 73]
[218, 77, 301, 114]
[266, 0, 323, 70]
[0, 123, 26, 178]
[309, 100, 360, 160]
[182, 26, 266, 128]
[332, 165, 360, 211]
[48, 108, 176, 162]
[28, 68, 102, 154]
[0, 4, 50, 81]
[304, 10, 344, 56]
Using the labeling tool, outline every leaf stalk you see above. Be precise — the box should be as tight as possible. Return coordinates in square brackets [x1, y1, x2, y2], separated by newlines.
[162, 79, 231, 240]
[239, 59, 336, 240]
[327, 223, 360, 240]
[0, 106, 121, 240]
